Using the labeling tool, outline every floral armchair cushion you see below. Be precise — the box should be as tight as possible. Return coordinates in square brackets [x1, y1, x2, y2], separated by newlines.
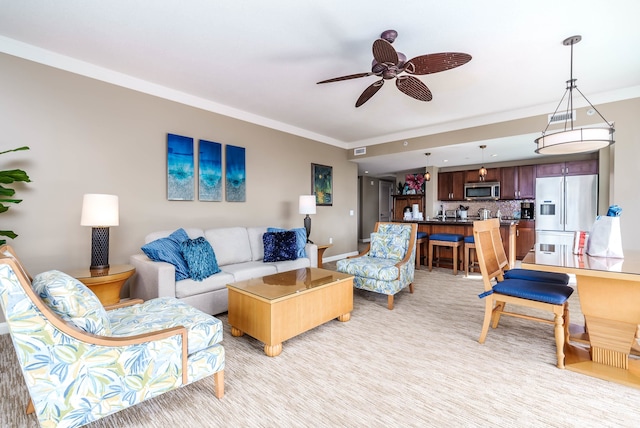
[32, 269, 112, 336]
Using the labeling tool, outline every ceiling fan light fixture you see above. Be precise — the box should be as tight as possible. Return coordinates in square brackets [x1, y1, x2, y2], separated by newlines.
[317, 30, 471, 107]
[535, 35, 615, 155]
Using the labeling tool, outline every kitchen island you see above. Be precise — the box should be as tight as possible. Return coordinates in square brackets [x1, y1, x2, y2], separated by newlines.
[399, 218, 517, 269]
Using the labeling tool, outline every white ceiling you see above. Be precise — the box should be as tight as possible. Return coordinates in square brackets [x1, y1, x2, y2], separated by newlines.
[1, 1, 639, 176]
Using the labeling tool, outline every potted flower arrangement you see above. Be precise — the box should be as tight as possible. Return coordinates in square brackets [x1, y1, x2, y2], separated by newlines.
[1, 146, 31, 245]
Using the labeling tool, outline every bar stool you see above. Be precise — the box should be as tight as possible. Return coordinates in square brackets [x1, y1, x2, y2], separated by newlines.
[464, 235, 476, 277]
[415, 231, 428, 268]
[428, 233, 464, 275]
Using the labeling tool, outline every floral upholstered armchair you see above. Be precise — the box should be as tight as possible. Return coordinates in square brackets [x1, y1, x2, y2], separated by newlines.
[0, 245, 224, 428]
[336, 222, 417, 310]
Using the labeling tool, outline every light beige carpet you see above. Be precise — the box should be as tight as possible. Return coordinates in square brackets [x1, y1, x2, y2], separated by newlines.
[3, 266, 640, 427]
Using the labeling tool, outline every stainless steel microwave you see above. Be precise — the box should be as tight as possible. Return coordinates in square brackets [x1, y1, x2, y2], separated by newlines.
[464, 182, 500, 200]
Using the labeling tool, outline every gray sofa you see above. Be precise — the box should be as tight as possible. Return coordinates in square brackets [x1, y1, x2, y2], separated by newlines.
[129, 226, 318, 315]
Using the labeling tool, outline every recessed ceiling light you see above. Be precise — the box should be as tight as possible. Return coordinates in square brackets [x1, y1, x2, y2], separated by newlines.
[364, 170, 369, 174]
[443, 159, 449, 163]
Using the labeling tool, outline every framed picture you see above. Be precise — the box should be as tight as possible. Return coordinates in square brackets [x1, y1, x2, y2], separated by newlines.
[226, 145, 246, 202]
[312, 163, 332, 206]
[167, 133, 194, 201]
[198, 139, 222, 201]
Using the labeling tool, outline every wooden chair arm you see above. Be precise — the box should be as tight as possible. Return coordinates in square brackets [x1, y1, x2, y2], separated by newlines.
[104, 298, 144, 311]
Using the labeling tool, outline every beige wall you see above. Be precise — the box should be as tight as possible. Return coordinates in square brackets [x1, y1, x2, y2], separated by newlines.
[0, 54, 359, 323]
[3, 49, 640, 326]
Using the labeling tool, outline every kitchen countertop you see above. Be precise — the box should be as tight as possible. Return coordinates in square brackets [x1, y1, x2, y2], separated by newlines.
[400, 217, 519, 226]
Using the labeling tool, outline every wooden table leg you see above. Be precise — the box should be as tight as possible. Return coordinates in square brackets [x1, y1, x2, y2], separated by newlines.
[563, 274, 640, 387]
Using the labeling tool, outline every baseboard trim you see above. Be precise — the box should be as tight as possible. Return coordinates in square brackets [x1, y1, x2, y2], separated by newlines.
[324, 251, 359, 263]
[0, 322, 8, 335]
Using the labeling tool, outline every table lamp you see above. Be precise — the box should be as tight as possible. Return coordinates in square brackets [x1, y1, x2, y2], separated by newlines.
[299, 195, 316, 244]
[81, 194, 119, 270]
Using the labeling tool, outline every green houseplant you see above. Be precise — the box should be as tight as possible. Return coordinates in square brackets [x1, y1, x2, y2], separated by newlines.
[1, 146, 31, 245]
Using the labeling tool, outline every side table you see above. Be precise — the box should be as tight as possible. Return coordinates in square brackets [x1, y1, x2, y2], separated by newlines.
[67, 264, 136, 306]
[317, 244, 332, 269]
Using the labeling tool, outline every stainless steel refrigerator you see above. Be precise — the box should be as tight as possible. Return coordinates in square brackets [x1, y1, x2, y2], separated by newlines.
[535, 174, 598, 247]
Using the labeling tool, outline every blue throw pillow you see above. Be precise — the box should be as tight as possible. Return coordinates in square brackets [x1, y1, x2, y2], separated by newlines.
[267, 227, 307, 258]
[141, 228, 190, 281]
[263, 231, 298, 262]
[181, 237, 221, 281]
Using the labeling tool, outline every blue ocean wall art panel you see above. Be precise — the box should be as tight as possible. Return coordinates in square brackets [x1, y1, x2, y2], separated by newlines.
[167, 133, 194, 201]
[199, 139, 222, 201]
[225, 145, 246, 202]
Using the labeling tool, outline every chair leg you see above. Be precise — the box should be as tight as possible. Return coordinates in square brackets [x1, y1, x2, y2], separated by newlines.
[465, 246, 470, 277]
[553, 307, 566, 369]
[479, 298, 494, 343]
[214, 370, 224, 399]
[428, 242, 434, 272]
[26, 398, 34, 415]
[563, 302, 571, 344]
[452, 244, 459, 275]
[491, 301, 505, 328]
[387, 294, 394, 310]
[409, 283, 414, 294]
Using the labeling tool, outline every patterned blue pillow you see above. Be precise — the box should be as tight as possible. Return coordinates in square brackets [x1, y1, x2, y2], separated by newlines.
[263, 231, 298, 262]
[141, 228, 190, 281]
[369, 232, 408, 261]
[32, 270, 112, 336]
[267, 227, 307, 258]
[181, 237, 221, 281]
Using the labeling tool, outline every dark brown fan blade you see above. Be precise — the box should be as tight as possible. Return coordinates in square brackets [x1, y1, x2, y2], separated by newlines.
[317, 72, 372, 84]
[404, 52, 472, 75]
[396, 76, 432, 102]
[355, 80, 384, 107]
[372, 39, 398, 65]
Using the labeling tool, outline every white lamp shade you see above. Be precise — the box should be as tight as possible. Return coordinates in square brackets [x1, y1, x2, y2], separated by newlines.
[80, 194, 119, 227]
[535, 127, 614, 155]
[299, 195, 316, 215]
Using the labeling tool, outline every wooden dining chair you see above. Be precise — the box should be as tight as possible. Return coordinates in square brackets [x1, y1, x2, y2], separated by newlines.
[473, 219, 575, 368]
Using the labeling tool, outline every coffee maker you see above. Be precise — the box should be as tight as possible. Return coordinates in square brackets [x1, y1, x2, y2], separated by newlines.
[521, 202, 534, 219]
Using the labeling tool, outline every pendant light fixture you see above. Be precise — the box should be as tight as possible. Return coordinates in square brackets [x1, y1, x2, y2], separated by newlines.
[534, 35, 614, 154]
[424, 152, 431, 181]
[478, 145, 487, 181]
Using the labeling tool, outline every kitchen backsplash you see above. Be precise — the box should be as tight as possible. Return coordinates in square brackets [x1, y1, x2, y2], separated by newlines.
[438, 200, 534, 219]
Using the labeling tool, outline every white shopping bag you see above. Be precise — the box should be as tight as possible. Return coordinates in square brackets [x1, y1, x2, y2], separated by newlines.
[586, 216, 624, 258]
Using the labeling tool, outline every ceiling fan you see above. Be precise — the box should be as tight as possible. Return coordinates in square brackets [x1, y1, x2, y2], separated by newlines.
[317, 30, 472, 107]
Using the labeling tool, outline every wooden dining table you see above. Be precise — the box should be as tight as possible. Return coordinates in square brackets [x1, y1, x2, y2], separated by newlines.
[522, 244, 640, 388]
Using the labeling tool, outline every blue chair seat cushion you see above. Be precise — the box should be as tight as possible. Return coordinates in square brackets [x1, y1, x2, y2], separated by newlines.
[492, 278, 574, 305]
[417, 231, 428, 240]
[336, 256, 400, 281]
[430, 233, 463, 242]
[464, 235, 475, 244]
[504, 268, 570, 285]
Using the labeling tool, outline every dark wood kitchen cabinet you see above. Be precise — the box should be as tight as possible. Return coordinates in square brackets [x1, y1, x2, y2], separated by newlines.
[500, 165, 536, 199]
[515, 220, 536, 260]
[438, 171, 465, 201]
[536, 159, 598, 177]
[393, 195, 425, 220]
[465, 168, 500, 183]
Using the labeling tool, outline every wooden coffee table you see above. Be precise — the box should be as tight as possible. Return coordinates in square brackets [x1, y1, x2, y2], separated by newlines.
[227, 267, 353, 357]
